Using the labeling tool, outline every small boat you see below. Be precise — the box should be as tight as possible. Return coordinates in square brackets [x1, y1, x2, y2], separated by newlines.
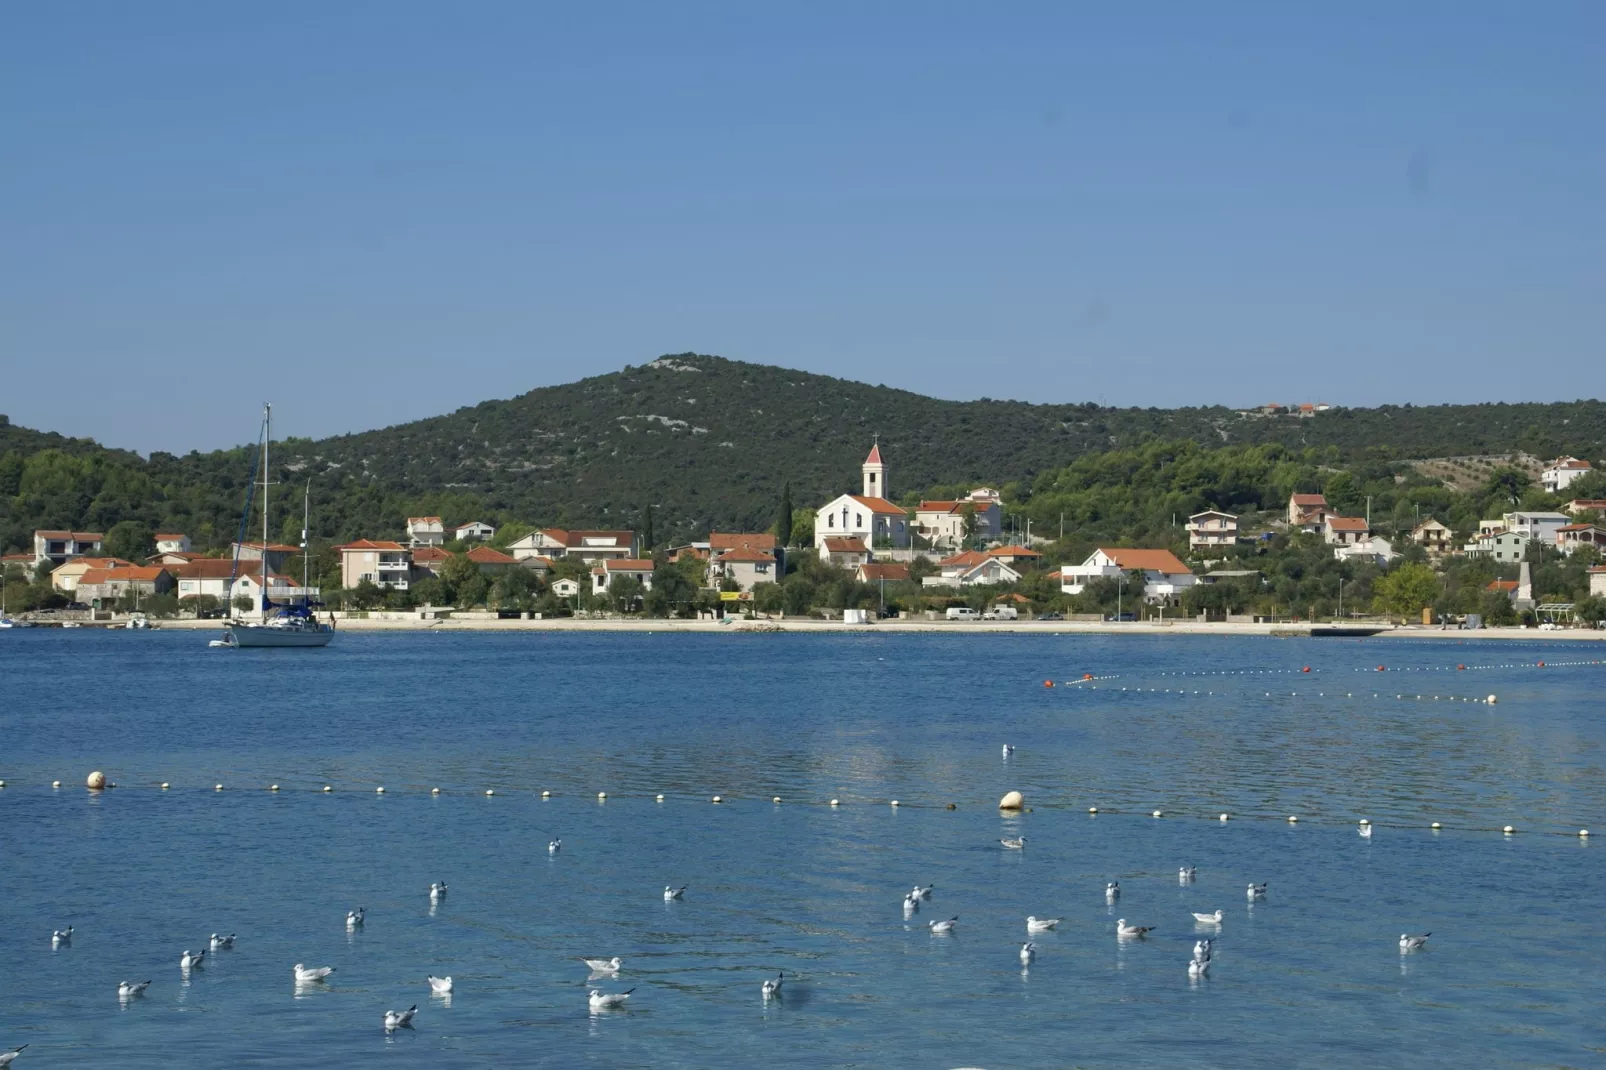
[61, 621, 82, 629]
[126, 615, 153, 630]
[0, 618, 33, 629]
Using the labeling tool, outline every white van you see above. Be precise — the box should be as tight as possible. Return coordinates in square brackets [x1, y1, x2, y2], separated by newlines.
[982, 605, 1018, 621]
[946, 606, 980, 621]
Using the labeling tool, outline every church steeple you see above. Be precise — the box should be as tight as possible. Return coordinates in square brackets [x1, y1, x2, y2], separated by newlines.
[862, 439, 887, 499]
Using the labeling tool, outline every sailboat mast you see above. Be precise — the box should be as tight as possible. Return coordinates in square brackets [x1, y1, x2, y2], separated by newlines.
[303, 479, 311, 601]
[262, 404, 271, 549]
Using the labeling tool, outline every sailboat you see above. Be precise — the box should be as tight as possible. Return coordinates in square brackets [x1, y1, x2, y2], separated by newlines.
[219, 404, 334, 649]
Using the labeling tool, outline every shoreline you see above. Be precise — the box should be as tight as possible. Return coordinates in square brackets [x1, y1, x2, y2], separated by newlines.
[147, 617, 1606, 640]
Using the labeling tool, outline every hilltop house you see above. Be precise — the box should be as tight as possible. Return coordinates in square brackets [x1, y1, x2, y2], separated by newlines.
[509, 529, 638, 563]
[984, 545, 1042, 567]
[453, 521, 496, 542]
[1555, 524, 1606, 556]
[1410, 518, 1454, 554]
[154, 533, 191, 554]
[1333, 536, 1399, 566]
[1060, 548, 1197, 602]
[1541, 456, 1593, 494]
[1503, 511, 1571, 544]
[591, 558, 655, 595]
[1186, 511, 1239, 550]
[913, 492, 1002, 550]
[815, 445, 910, 560]
[922, 550, 1022, 589]
[1287, 494, 1329, 530]
[32, 530, 104, 568]
[1564, 499, 1606, 517]
[406, 517, 445, 548]
[1324, 517, 1369, 546]
[338, 539, 413, 590]
[1470, 531, 1527, 562]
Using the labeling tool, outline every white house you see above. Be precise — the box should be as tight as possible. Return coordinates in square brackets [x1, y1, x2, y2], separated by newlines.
[32, 530, 104, 568]
[1502, 511, 1571, 544]
[1470, 531, 1527, 563]
[1410, 518, 1453, 554]
[591, 558, 655, 595]
[154, 532, 192, 554]
[1323, 516, 1369, 546]
[453, 521, 496, 542]
[1060, 548, 1197, 602]
[815, 444, 910, 560]
[1186, 510, 1239, 550]
[920, 550, 1022, 589]
[1287, 494, 1329, 530]
[232, 570, 316, 621]
[338, 539, 413, 590]
[510, 529, 637, 563]
[1555, 524, 1606, 556]
[913, 492, 1002, 550]
[707, 548, 777, 592]
[406, 517, 445, 548]
[551, 577, 581, 599]
[1564, 499, 1606, 517]
[1333, 536, 1399, 566]
[820, 536, 872, 568]
[1541, 456, 1593, 493]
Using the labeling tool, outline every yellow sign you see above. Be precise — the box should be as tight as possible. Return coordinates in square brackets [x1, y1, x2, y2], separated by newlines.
[720, 591, 752, 602]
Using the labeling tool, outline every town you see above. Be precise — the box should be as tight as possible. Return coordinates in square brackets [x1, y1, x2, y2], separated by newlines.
[3, 445, 1603, 630]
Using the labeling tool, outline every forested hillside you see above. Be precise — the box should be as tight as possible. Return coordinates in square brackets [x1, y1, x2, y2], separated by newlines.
[2, 355, 1604, 553]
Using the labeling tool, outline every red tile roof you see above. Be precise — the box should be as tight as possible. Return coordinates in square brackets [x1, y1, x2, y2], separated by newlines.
[407, 516, 443, 525]
[1096, 548, 1192, 574]
[939, 550, 988, 568]
[864, 444, 884, 465]
[602, 558, 655, 572]
[709, 532, 777, 551]
[857, 563, 910, 582]
[823, 537, 869, 553]
[1326, 517, 1369, 531]
[987, 545, 1041, 559]
[466, 546, 517, 564]
[236, 541, 300, 552]
[1547, 457, 1592, 470]
[339, 539, 408, 551]
[1486, 579, 1519, 592]
[1289, 494, 1327, 506]
[716, 548, 776, 564]
[411, 546, 450, 563]
[79, 566, 169, 585]
[154, 533, 187, 541]
[542, 529, 635, 547]
[172, 559, 274, 580]
[35, 530, 104, 541]
[848, 495, 907, 516]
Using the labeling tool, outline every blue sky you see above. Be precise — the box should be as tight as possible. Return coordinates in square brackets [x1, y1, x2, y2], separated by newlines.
[3, 3, 1602, 453]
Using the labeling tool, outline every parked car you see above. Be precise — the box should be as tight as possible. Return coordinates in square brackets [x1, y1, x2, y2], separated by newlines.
[982, 606, 1018, 621]
[945, 606, 980, 621]
[1037, 611, 1064, 621]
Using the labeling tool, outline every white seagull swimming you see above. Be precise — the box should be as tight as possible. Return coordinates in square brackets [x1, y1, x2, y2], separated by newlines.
[1020, 941, 1037, 964]
[0, 1045, 25, 1066]
[1399, 932, 1431, 951]
[51, 927, 72, 946]
[180, 950, 205, 970]
[429, 882, 448, 901]
[1026, 916, 1061, 933]
[1193, 939, 1214, 961]
[1000, 837, 1026, 850]
[384, 1005, 417, 1030]
[583, 957, 622, 974]
[1115, 919, 1153, 938]
[1192, 910, 1224, 925]
[589, 988, 634, 1011]
[347, 907, 366, 928]
[1178, 866, 1197, 882]
[663, 885, 687, 901]
[1246, 883, 1268, 900]
[1359, 824, 1373, 839]
[118, 980, 152, 999]
[294, 964, 335, 984]
[761, 972, 783, 999]
[210, 933, 235, 950]
[549, 838, 562, 854]
[1188, 956, 1211, 977]
[1105, 882, 1120, 903]
[912, 884, 934, 900]
[902, 894, 920, 914]
[1002, 744, 1014, 757]
[928, 916, 959, 935]
[428, 975, 454, 994]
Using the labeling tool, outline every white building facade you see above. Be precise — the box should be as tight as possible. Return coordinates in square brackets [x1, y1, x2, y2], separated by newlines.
[814, 445, 910, 561]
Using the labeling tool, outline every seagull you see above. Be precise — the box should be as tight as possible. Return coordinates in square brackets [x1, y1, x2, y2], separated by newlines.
[0, 1046, 25, 1066]
[210, 933, 235, 950]
[1188, 956, 1211, 977]
[1026, 916, 1061, 933]
[1115, 919, 1153, 938]
[1105, 881, 1120, 903]
[180, 950, 205, 970]
[582, 957, 622, 973]
[1399, 932, 1431, 952]
[294, 964, 335, 984]
[1193, 939, 1214, 961]
[548, 838, 562, 854]
[347, 907, 366, 928]
[428, 975, 454, 994]
[118, 980, 152, 999]
[1247, 883, 1268, 900]
[1192, 910, 1224, 925]
[761, 972, 783, 999]
[429, 882, 448, 901]
[1020, 941, 1037, 964]
[52, 927, 72, 946]
[1002, 744, 1014, 757]
[1359, 825, 1373, 839]
[664, 885, 686, 901]
[588, 988, 634, 1011]
[912, 884, 934, 900]
[902, 894, 920, 914]
[383, 1005, 417, 1030]
[928, 916, 959, 934]
[1178, 866, 1196, 882]
[1000, 837, 1026, 850]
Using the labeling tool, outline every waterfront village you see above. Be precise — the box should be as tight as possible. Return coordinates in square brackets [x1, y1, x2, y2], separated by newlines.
[3, 446, 1604, 629]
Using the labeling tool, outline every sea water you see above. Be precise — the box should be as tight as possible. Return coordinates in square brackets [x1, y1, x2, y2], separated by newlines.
[1, 630, 1601, 1068]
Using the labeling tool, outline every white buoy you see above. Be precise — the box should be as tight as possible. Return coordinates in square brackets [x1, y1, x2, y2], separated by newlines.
[324, 785, 333, 793]
[656, 793, 665, 802]
[772, 796, 782, 803]
[214, 784, 223, 791]
[0, 780, 6, 788]
[270, 784, 280, 792]
[1152, 810, 1163, 818]
[1088, 806, 1099, 814]
[1287, 815, 1298, 823]
[52, 780, 61, 788]
[830, 798, 841, 807]
[1358, 818, 1370, 826]
[597, 791, 608, 800]
[86, 771, 106, 790]
[541, 790, 551, 798]
[161, 782, 170, 790]
[890, 799, 900, 807]
[1219, 813, 1230, 821]
[376, 786, 385, 794]
[1581, 829, 1591, 837]
[485, 789, 495, 796]
[712, 795, 723, 803]
[1503, 825, 1515, 834]
[430, 787, 440, 795]
[998, 790, 1025, 810]
[1488, 695, 1497, 704]
[1431, 822, 1441, 829]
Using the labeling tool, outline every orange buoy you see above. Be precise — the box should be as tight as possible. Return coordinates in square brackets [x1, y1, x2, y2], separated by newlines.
[1301, 666, 1310, 673]
[1538, 661, 1545, 667]
[1457, 664, 1465, 670]
[1083, 673, 1093, 680]
[1044, 680, 1054, 688]
[1376, 665, 1386, 672]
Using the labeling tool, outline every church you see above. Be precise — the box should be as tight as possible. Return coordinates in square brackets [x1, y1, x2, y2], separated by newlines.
[814, 444, 911, 561]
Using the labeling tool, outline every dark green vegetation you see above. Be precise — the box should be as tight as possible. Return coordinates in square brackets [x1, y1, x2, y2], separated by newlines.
[3, 357, 1606, 551]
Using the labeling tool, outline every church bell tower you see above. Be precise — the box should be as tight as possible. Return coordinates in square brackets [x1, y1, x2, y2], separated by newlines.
[862, 441, 887, 499]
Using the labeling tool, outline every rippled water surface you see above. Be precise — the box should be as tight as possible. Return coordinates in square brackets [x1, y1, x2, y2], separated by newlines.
[2, 630, 1603, 1067]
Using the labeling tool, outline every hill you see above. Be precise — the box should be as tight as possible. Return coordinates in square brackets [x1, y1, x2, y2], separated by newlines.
[2, 356, 1605, 550]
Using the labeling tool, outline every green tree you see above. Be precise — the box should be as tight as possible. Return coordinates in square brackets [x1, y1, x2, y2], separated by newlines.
[645, 560, 697, 617]
[790, 509, 814, 548]
[180, 593, 221, 617]
[489, 567, 541, 610]
[232, 593, 256, 613]
[752, 582, 784, 614]
[1372, 562, 1440, 619]
[608, 575, 644, 613]
[775, 483, 794, 547]
[1483, 467, 1530, 508]
[104, 520, 154, 562]
[1573, 595, 1606, 625]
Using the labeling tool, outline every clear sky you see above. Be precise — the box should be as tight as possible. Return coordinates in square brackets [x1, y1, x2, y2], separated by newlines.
[3, 3, 1602, 454]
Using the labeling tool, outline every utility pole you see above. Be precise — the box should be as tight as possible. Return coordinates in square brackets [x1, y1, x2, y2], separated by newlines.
[1059, 512, 1064, 540]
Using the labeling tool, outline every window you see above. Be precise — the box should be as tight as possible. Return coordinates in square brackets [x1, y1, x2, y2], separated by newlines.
[855, 513, 863, 527]
[827, 514, 835, 529]
[756, 563, 769, 573]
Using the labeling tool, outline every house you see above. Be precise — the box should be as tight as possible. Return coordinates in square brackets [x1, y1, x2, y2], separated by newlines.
[1186, 511, 1239, 550]
[1541, 456, 1594, 494]
[710, 532, 778, 554]
[76, 566, 174, 607]
[1564, 499, 1606, 517]
[509, 529, 638, 563]
[409, 545, 451, 576]
[814, 444, 911, 559]
[921, 550, 1022, 589]
[32, 530, 104, 568]
[148, 550, 204, 566]
[2, 552, 35, 575]
[231, 541, 299, 572]
[1590, 566, 1606, 597]
[1503, 511, 1571, 544]
[231, 569, 317, 619]
[551, 577, 581, 599]
[1324, 517, 1369, 546]
[406, 517, 445, 548]
[1555, 524, 1606, 556]
[338, 539, 413, 590]
[50, 557, 136, 594]
[154, 533, 191, 554]
[1485, 579, 1519, 601]
[1333, 536, 1399, 566]
[1060, 547, 1197, 602]
[856, 562, 910, 584]
[708, 548, 777, 593]
[985, 545, 1042, 566]
[913, 493, 1002, 550]
[517, 555, 556, 577]
[1287, 494, 1329, 529]
[591, 558, 655, 595]
[171, 558, 273, 602]
[820, 536, 872, 569]
[465, 546, 520, 574]
[1471, 531, 1527, 562]
[453, 521, 496, 542]
[1477, 519, 1507, 539]
[1410, 518, 1454, 553]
